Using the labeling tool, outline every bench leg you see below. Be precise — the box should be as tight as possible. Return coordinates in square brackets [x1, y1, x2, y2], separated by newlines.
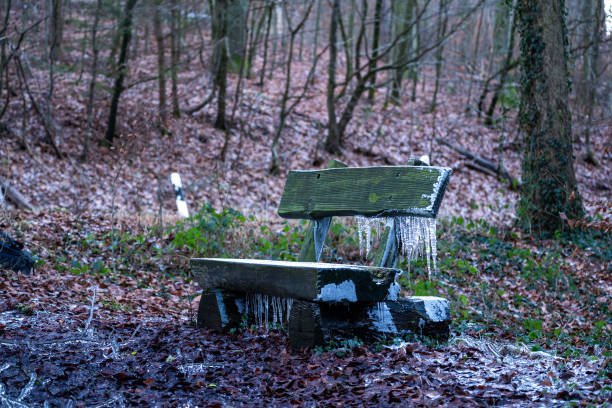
[197, 289, 243, 331]
[287, 300, 323, 349]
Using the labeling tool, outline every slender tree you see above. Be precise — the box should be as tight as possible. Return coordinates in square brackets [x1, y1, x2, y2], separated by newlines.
[367, 0, 383, 102]
[258, 1, 273, 86]
[484, 0, 517, 125]
[104, 0, 138, 146]
[170, 0, 181, 117]
[212, 0, 229, 130]
[153, 0, 168, 131]
[389, 0, 415, 104]
[324, 0, 483, 153]
[0, 0, 12, 120]
[82, 0, 103, 160]
[269, 1, 315, 174]
[516, 0, 584, 233]
[48, 0, 64, 62]
[429, 0, 449, 113]
[577, 0, 604, 165]
[227, 0, 247, 72]
[325, 0, 341, 154]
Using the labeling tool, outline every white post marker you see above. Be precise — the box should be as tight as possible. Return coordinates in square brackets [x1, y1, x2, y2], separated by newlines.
[419, 154, 430, 165]
[170, 173, 189, 218]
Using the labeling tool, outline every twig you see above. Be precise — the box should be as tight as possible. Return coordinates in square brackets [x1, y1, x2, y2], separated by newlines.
[14, 55, 63, 158]
[436, 137, 520, 189]
[127, 323, 142, 341]
[90, 394, 126, 408]
[0, 364, 34, 407]
[0, 337, 117, 348]
[0, 393, 29, 408]
[17, 373, 35, 402]
[183, 87, 216, 115]
[81, 286, 98, 337]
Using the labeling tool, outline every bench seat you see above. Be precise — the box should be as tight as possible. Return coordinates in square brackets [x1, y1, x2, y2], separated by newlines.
[191, 258, 401, 303]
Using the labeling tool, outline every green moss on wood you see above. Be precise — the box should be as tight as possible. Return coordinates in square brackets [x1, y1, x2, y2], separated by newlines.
[278, 166, 451, 219]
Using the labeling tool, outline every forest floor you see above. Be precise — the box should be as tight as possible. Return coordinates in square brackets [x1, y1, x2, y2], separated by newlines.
[0, 209, 609, 406]
[0, 42, 611, 405]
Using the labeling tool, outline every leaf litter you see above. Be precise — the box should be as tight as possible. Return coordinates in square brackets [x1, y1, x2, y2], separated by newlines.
[0, 12, 610, 405]
[0, 208, 609, 406]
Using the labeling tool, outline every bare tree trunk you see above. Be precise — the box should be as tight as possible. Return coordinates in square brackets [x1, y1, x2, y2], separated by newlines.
[45, 0, 64, 152]
[104, 0, 138, 146]
[213, 0, 229, 134]
[48, 0, 64, 61]
[227, 0, 247, 73]
[269, 1, 315, 174]
[464, 6, 484, 112]
[15, 56, 63, 157]
[389, 0, 415, 104]
[336, 2, 353, 83]
[429, 0, 449, 113]
[311, 0, 322, 68]
[153, 0, 168, 132]
[143, 15, 151, 54]
[245, 1, 266, 79]
[0, 0, 12, 120]
[409, 0, 420, 102]
[170, 0, 180, 117]
[485, 0, 517, 125]
[268, 3, 282, 79]
[367, 0, 383, 102]
[347, 0, 356, 69]
[81, 0, 103, 161]
[579, 0, 603, 166]
[229, 1, 253, 124]
[325, 0, 341, 154]
[258, 2, 273, 86]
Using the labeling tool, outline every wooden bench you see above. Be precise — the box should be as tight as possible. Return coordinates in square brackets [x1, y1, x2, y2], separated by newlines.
[191, 161, 452, 348]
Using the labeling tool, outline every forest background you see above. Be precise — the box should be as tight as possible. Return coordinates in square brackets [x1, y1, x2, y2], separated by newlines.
[0, 0, 610, 405]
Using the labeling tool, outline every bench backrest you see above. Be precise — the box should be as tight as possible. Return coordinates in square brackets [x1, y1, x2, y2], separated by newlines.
[278, 165, 452, 220]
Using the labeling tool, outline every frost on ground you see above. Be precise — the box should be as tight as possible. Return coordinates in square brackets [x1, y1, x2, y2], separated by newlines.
[0, 311, 608, 406]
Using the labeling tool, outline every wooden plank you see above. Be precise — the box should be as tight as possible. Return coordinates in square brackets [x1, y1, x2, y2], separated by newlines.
[298, 160, 347, 262]
[191, 258, 400, 303]
[278, 166, 452, 219]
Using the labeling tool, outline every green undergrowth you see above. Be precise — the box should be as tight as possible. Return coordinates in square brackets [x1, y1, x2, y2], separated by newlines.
[38, 205, 610, 355]
[47, 204, 306, 279]
[411, 217, 611, 356]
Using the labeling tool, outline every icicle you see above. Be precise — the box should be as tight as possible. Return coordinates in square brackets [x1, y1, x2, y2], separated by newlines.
[356, 216, 367, 257]
[356, 216, 386, 257]
[394, 216, 438, 278]
[377, 302, 386, 323]
[313, 217, 331, 262]
[286, 298, 294, 319]
[264, 295, 269, 331]
[272, 297, 278, 326]
[368, 302, 398, 333]
[245, 294, 294, 330]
